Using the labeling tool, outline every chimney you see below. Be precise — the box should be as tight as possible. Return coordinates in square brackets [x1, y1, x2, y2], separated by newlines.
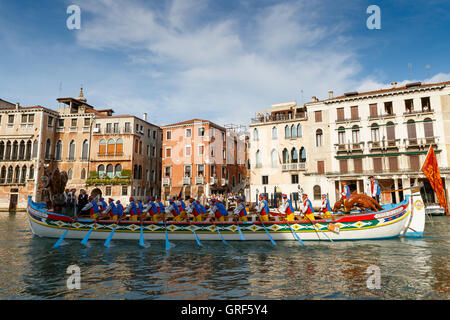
[312, 96, 318, 102]
[143, 113, 147, 122]
[15, 103, 20, 110]
[328, 91, 333, 99]
[391, 81, 397, 88]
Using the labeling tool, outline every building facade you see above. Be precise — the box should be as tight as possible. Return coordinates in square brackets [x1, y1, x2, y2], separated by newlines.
[248, 101, 333, 209]
[161, 119, 248, 203]
[0, 90, 162, 210]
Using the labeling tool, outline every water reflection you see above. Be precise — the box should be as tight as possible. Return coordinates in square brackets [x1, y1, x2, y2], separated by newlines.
[0, 212, 448, 299]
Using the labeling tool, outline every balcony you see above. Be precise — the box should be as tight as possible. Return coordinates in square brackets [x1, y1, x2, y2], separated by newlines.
[403, 109, 434, 117]
[251, 112, 307, 125]
[281, 162, 306, 172]
[405, 137, 439, 149]
[182, 177, 191, 185]
[210, 177, 218, 185]
[336, 117, 361, 124]
[368, 141, 382, 151]
[163, 178, 170, 186]
[368, 113, 396, 121]
[221, 178, 228, 186]
[195, 176, 204, 185]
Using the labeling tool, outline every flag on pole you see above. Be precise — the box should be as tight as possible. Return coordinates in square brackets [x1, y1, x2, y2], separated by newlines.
[421, 145, 449, 215]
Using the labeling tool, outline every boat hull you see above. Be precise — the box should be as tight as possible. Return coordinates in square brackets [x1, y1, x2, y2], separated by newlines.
[27, 192, 425, 242]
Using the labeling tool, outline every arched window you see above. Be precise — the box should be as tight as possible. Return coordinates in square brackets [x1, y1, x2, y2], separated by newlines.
[297, 124, 302, 138]
[55, 140, 62, 160]
[5, 141, 11, 160]
[45, 139, 51, 159]
[80, 168, 86, 179]
[107, 138, 115, 154]
[0, 166, 6, 184]
[338, 127, 346, 144]
[371, 123, 380, 142]
[316, 129, 323, 147]
[271, 149, 278, 168]
[285, 125, 290, 139]
[255, 150, 262, 168]
[82, 140, 89, 160]
[12, 141, 18, 160]
[0, 142, 4, 160]
[116, 138, 124, 154]
[14, 165, 20, 183]
[133, 164, 138, 179]
[20, 166, 27, 183]
[68, 140, 75, 160]
[271, 127, 278, 140]
[67, 168, 73, 180]
[291, 125, 296, 138]
[115, 164, 122, 177]
[106, 164, 114, 178]
[25, 140, 32, 160]
[291, 148, 298, 163]
[19, 141, 25, 160]
[313, 185, 321, 200]
[424, 118, 434, 138]
[32, 140, 38, 158]
[98, 164, 105, 178]
[300, 147, 306, 163]
[253, 128, 259, 141]
[386, 122, 395, 141]
[352, 126, 360, 144]
[7, 166, 13, 183]
[282, 148, 289, 164]
[29, 165, 34, 180]
[99, 139, 106, 155]
[138, 165, 142, 179]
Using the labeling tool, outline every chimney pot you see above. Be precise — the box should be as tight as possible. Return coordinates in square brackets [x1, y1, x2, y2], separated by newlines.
[328, 91, 333, 99]
[143, 113, 147, 121]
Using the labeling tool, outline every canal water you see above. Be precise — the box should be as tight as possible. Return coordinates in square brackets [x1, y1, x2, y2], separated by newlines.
[0, 212, 448, 300]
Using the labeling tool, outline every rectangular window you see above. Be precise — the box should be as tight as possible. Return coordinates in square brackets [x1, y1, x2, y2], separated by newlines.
[197, 164, 204, 177]
[373, 157, 383, 172]
[198, 127, 205, 136]
[410, 155, 420, 171]
[389, 157, 398, 172]
[165, 147, 171, 158]
[21, 114, 27, 123]
[262, 176, 269, 185]
[113, 123, 119, 133]
[184, 165, 191, 177]
[58, 119, 64, 127]
[405, 99, 414, 113]
[317, 161, 325, 174]
[337, 108, 344, 121]
[152, 130, 156, 139]
[48, 116, 54, 127]
[350, 106, 359, 119]
[106, 123, 112, 133]
[384, 101, 393, 115]
[198, 145, 204, 155]
[421, 97, 431, 111]
[164, 166, 171, 178]
[185, 145, 191, 156]
[166, 131, 172, 140]
[105, 186, 112, 196]
[369, 104, 378, 117]
[291, 174, 299, 184]
[122, 186, 128, 196]
[71, 118, 77, 127]
[354, 158, 363, 173]
[147, 129, 151, 137]
[124, 122, 131, 133]
[339, 159, 348, 174]
[186, 128, 192, 137]
[210, 164, 215, 177]
[315, 111, 322, 122]
[84, 118, 90, 126]
[8, 115, 14, 124]
[152, 146, 156, 157]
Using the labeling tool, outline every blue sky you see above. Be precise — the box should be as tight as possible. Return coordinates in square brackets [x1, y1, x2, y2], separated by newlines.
[0, 0, 449, 126]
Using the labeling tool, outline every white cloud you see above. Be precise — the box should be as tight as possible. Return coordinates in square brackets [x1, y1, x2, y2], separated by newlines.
[72, 0, 408, 125]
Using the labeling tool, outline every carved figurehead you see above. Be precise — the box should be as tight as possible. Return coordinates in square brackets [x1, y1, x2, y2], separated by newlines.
[43, 168, 69, 212]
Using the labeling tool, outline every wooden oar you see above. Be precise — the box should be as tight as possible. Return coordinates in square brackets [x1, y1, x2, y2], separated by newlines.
[235, 220, 246, 241]
[258, 212, 276, 246]
[213, 219, 227, 245]
[187, 217, 202, 247]
[305, 215, 333, 242]
[162, 212, 171, 251]
[80, 222, 95, 246]
[139, 221, 145, 247]
[104, 221, 120, 247]
[52, 218, 77, 248]
[275, 210, 305, 246]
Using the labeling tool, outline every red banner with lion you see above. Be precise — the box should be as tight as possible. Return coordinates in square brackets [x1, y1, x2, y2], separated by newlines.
[421, 146, 449, 216]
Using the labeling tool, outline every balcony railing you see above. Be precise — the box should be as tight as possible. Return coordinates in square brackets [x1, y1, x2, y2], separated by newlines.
[221, 178, 228, 186]
[195, 176, 205, 185]
[210, 177, 218, 185]
[251, 113, 307, 125]
[368, 113, 396, 120]
[336, 117, 361, 123]
[182, 177, 191, 185]
[281, 162, 306, 172]
[162, 178, 170, 186]
[403, 109, 434, 116]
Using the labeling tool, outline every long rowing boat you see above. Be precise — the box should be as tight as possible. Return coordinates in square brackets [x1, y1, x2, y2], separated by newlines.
[26, 189, 426, 242]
